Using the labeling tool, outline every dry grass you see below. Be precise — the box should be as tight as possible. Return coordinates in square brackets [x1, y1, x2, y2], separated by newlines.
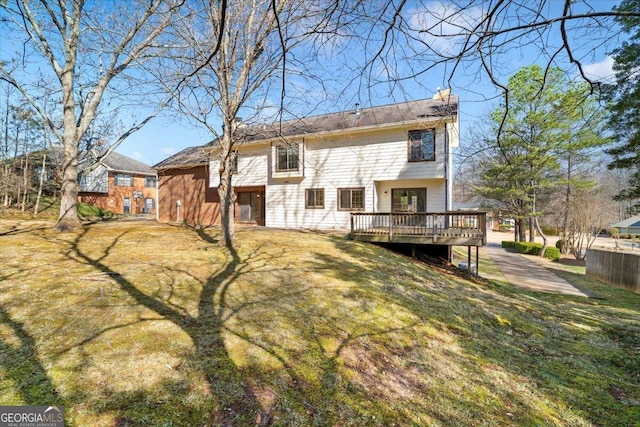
[0, 219, 638, 426]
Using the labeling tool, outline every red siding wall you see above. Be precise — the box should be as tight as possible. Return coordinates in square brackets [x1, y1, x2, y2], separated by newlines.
[157, 166, 220, 225]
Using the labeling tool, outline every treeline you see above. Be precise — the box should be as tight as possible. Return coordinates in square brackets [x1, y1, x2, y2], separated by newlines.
[0, 93, 59, 214]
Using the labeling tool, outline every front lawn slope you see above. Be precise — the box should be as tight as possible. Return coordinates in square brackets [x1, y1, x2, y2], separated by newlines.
[0, 220, 638, 426]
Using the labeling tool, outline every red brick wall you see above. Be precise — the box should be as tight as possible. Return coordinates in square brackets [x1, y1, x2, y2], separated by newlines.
[79, 174, 157, 215]
[157, 166, 220, 225]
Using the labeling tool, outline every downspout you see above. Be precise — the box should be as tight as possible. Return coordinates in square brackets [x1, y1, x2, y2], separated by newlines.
[444, 121, 452, 263]
[444, 122, 450, 212]
[156, 173, 159, 222]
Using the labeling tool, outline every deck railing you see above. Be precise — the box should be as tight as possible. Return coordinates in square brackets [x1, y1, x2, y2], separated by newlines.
[350, 211, 487, 245]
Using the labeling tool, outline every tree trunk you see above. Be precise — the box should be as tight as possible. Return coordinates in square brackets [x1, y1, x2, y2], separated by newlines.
[56, 134, 80, 232]
[2, 90, 10, 208]
[528, 216, 535, 242]
[56, 65, 81, 232]
[561, 155, 572, 253]
[34, 152, 46, 215]
[534, 217, 548, 258]
[518, 218, 526, 242]
[21, 152, 29, 211]
[1, 164, 9, 207]
[218, 134, 236, 247]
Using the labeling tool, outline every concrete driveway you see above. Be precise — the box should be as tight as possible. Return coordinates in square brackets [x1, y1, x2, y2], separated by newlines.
[483, 232, 589, 297]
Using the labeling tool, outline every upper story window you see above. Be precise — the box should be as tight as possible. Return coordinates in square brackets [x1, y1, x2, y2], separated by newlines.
[338, 187, 364, 211]
[33, 166, 53, 182]
[218, 152, 238, 175]
[276, 145, 299, 171]
[78, 172, 87, 187]
[408, 129, 436, 162]
[231, 152, 238, 174]
[114, 173, 133, 186]
[144, 176, 157, 188]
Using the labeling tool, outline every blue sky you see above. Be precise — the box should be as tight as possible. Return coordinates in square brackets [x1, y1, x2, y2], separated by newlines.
[117, 0, 621, 167]
[0, 0, 621, 167]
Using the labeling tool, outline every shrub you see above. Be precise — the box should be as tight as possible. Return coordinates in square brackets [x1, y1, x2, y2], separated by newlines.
[513, 241, 560, 261]
[78, 202, 113, 219]
[619, 233, 630, 239]
[542, 247, 561, 261]
[502, 241, 516, 248]
[514, 242, 543, 255]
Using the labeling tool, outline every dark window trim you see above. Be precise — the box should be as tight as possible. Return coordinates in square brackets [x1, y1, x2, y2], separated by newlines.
[391, 188, 427, 213]
[408, 129, 436, 162]
[337, 187, 365, 211]
[305, 188, 325, 209]
[276, 144, 299, 172]
[231, 152, 239, 174]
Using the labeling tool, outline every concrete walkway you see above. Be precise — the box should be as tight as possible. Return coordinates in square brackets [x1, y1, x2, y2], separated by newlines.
[482, 242, 589, 297]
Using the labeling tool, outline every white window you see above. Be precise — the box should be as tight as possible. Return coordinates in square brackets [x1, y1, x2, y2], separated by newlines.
[115, 174, 133, 186]
[276, 145, 299, 171]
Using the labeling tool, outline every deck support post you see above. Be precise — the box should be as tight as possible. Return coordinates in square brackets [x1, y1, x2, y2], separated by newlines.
[476, 246, 479, 276]
[467, 246, 472, 277]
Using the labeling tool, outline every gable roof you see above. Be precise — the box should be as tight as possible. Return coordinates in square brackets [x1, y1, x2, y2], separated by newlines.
[611, 215, 640, 228]
[153, 144, 214, 170]
[235, 95, 458, 144]
[153, 95, 458, 169]
[98, 151, 156, 176]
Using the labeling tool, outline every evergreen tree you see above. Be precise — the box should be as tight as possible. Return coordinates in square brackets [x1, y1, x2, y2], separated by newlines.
[607, 0, 640, 214]
[473, 65, 609, 249]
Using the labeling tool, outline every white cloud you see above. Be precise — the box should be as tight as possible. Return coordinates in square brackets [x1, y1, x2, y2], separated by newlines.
[161, 147, 176, 155]
[583, 56, 615, 83]
[132, 151, 144, 160]
[408, 1, 484, 55]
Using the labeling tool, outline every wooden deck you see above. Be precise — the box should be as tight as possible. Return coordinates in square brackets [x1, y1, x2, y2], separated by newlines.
[350, 212, 487, 246]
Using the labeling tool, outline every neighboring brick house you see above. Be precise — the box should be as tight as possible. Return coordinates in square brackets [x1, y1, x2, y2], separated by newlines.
[78, 151, 157, 215]
[154, 93, 460, 229]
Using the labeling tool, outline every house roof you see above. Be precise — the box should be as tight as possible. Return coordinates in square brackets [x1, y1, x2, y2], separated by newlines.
[234, 95, 459, 144]
[611, 215, 640, 228]
[153, 95, 458, 168]
[153, 144, 214, 170]
[98, 151, 156, 176]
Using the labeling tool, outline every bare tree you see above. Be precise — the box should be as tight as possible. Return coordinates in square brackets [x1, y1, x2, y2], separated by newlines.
[171, 0, 325, 247]
[314, 1, 640, 127]
[0, 0, 184, 230]
[564, 187, 611, 259]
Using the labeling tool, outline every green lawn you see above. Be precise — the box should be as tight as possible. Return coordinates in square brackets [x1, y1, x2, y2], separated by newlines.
[0, 220, 638, 426]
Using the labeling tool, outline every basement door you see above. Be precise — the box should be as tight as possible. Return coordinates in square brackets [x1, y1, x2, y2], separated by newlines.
[237, 190, 265, 225]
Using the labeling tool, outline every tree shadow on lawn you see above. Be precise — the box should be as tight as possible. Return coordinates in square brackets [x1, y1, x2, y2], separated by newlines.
[0, 305, 64, 406]
[54, 226, 428, 426]
[61, 226, 400, 426]
[63, 226, 267, 425]
[308, 239, 640, 427]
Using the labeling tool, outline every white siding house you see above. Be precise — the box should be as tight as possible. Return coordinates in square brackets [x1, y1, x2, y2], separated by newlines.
[207, 94, 459, 229]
